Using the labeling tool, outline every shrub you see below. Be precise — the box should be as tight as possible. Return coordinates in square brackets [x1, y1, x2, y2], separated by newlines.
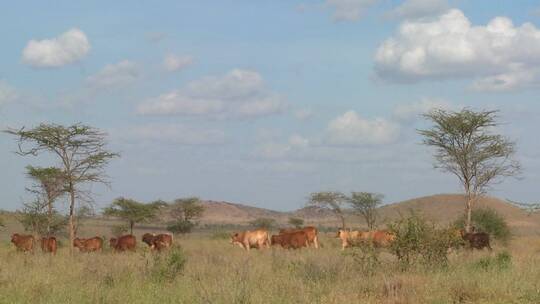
[473, 250, 512, 271]
[249, 218, 276, 230]
[110, 224, 128, 236]
[454, 207, 511, 244]
[388, 212, 461, 268]
[149, 246, 187, 283]
[167, 220, 195, 234]
[343, 242, 380, 276]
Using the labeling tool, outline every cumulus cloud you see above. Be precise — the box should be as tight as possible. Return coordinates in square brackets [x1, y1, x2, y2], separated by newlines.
[137, 69, 287, 119]
[393, 98, 453, 122]
[386, 0, 449, 20]
[122, 123, 226, 145]
[163, 54, 194, 72]
[22, 28, 90, 68]
[325, 111, 400, 145]
[375, 9, 540, 91]
[0, 81, 18, 106]
[86, 60, 139, 89]
[326, 0, 379, 22]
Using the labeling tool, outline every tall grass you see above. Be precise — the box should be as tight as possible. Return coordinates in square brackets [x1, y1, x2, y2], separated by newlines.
[1, 235, 540, 303]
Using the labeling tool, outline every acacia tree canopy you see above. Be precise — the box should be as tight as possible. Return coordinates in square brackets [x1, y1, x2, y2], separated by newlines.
[418, 109, 520, 232]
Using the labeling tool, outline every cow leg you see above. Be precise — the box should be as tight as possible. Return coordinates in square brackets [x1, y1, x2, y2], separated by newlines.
[243, 241, 250, 251]
[313, 236, 320, 249]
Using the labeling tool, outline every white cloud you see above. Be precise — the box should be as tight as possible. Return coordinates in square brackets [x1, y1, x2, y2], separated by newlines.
[375, 9, 540, 91]
[325, 111, 400, 145]
[393, 98, 453, 122]
[255, 134, 310, 159]
[137, 69, 287, 118]
[86, 60, 139, 89]
[22, 28, 90, 68]
[163, 54, 194, 72]
[326, 0, 379, 22]
[0, 81, 18, 106]
[387, 0, 449, 20]
[122, 123, 226, 145]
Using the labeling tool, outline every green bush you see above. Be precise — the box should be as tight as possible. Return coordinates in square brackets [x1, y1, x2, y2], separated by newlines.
[149, 246, 187, 283]
[454, 208, 511, 244]
[388, 212, 461, 268]
[167, 220, 195, 234]
[343, 242, 380, 276]
[473, 250, 512, 271]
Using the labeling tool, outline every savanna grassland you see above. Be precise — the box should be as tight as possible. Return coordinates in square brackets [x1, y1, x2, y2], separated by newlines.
[1, 233, 540, 304]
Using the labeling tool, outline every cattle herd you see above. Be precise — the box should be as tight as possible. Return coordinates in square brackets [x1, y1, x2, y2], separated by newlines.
[8, 226, 492, 254]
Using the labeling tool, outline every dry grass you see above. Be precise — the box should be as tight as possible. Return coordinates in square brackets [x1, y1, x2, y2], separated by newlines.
[1, 234, 540, 303]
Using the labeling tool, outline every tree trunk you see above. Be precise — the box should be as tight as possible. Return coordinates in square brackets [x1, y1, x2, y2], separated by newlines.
[339, 214, 346, 229]
[47, 198, 52, 236]
[68, 182, 76, 255]
[465, 190, 473, 233]
[130, 221, 134, 235]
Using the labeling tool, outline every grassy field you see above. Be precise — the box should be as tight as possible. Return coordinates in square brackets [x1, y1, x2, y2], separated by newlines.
[1, 233, 540, 304]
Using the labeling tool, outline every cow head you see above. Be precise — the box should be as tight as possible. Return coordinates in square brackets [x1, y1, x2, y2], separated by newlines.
[230, 232, 244, 248]
[142, 233, 156, 248]
[336, 229, 346, 239]
[73, 238, 83, 248]
[11, 233, 20, 243]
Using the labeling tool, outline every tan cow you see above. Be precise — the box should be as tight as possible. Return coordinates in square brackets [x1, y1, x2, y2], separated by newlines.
[230, 229, 270, 251]
[279, 226, 319, 248]
[336, 229, 364, 250]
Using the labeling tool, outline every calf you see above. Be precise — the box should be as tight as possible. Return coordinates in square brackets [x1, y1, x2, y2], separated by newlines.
[11, 234, 35, 252]
[271, 231, 309, 249]
[74, 237, 103, 252]
[461, 231, 492, 250]
[142, 233, 173, 251]
[41, 236, 57, 255]
[279, 226, 319, 248]
[110, 234, 137, 252]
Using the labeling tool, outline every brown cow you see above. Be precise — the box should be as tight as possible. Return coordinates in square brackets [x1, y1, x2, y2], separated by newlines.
[142, 233, 173, 251]
[279, 226, 319, 248]
[364, 230, 395, 248]
[230, 229, 270, 251]
[74, 237, 103, 252]
[271, 231, 309, 249]
[40, 236, 57, 254]
[110, 235, 136, 252]
[11, 234, 35, 252]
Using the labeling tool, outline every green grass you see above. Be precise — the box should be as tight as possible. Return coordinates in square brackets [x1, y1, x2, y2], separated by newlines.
[1, 234, 540, 303]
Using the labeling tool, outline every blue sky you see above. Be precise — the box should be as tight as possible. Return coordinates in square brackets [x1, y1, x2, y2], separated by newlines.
[2, 0, 540, 211]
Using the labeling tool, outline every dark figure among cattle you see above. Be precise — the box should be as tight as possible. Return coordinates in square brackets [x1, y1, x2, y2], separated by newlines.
[142, 233, 173, 251]
[110, 235, 137, 252]
[461, 230, 492, 251]
[40, 236, 57, 255]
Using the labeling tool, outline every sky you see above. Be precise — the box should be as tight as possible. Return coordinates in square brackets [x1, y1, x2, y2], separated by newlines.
[2, 0, 540, 212]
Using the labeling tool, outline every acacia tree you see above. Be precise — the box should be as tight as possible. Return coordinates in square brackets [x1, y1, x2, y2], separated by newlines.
[103, 197, 158, 235]
[26, 166, 65, 235]
[17, 199, 68, 237]
[5, 123, 119, 254]
[418, 109, 520, 232]
[288, 217, 304, 228]
[167, 197, 205, 234]
[349, 192, 383, 230]
[308, 191, 348, 229]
